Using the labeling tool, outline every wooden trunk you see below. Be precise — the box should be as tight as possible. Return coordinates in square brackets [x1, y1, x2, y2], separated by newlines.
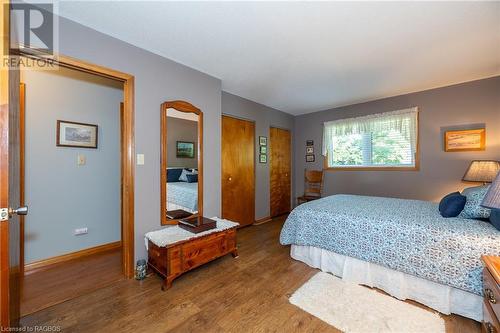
[148, 228, 238, 290]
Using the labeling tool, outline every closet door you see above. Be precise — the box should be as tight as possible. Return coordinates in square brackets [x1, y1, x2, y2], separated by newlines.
[221, 116, 255, 227]
[270, 127, 291, 217]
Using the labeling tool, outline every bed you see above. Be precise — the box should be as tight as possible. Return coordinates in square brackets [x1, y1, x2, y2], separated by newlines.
[167, 181, 198, 213]
[280, 194, 500, 321]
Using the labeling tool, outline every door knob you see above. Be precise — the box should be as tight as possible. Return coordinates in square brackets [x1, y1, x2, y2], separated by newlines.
[9, 206, 28, 217]
[228, 177, 232, 181]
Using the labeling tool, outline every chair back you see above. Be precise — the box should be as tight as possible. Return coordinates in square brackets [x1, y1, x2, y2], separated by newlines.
[304, 169, 323, 197]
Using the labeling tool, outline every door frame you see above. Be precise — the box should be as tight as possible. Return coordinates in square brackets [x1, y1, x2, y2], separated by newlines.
[18, 51, 136, 279]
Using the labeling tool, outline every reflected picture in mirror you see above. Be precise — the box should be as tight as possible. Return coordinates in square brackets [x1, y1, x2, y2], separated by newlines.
[176, 141, 195, 158]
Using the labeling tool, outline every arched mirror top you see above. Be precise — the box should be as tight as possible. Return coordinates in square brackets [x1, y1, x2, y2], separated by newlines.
[161, 100, 202, 115]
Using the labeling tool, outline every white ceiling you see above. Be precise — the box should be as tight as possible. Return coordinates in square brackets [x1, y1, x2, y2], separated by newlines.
[58, 1, 500, 115]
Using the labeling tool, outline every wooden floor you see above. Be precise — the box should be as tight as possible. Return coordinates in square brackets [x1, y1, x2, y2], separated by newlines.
[21, 247, 123, 316]
[21, 217, 480, 332]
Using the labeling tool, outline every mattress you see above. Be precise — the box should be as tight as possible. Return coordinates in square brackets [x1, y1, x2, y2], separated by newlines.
[167, 182, 198, 212]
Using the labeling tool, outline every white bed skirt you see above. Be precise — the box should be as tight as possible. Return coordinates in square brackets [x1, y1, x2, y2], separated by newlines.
[291, 245, 482, 322]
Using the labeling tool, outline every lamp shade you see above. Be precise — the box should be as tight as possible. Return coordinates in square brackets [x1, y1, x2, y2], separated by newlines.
[462, 160, 500, 183]
[482, 172, 500, 209]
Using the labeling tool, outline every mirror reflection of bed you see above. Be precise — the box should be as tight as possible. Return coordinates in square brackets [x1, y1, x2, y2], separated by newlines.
[165, 109, 199, 221]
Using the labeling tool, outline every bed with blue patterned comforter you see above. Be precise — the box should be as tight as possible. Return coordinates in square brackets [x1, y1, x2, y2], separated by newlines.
[280, 194, 500, 295]
[167, 182, 198, 212]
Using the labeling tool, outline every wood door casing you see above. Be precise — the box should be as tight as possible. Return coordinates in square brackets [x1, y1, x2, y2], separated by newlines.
[270, 127, 291, 217]
[1, 3, 22, 325]
[221, 116, 255, 227]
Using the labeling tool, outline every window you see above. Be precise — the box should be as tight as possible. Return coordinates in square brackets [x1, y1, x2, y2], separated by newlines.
[322, 107, 418, 169]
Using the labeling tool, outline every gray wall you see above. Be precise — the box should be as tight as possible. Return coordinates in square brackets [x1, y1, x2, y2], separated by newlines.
[22, 67, 123, 263]
[53, 16, 222, 261]
[167, 117, 198, 168]
[294, 76, 500, 203]
[222, 92, 294, 219]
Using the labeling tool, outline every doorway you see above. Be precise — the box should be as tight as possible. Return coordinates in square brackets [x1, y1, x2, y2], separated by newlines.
[221, 115, 255, 227]
[0, 50, 135, 326]
[18, 63, 126, 316]
[270, 127, 291, 217]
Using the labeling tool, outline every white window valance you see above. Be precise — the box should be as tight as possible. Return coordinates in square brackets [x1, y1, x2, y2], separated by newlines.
[322, 107, 418, 168]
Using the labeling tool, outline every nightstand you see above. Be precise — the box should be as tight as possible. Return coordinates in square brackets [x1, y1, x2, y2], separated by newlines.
[482, 255, 500, 333]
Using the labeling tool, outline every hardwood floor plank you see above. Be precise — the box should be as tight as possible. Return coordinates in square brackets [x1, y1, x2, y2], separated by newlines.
[21, 247, 123, 317]
[20, 216, 480, 332]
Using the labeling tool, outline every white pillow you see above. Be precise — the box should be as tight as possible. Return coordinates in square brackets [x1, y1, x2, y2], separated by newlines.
[179, 168, 196, 182]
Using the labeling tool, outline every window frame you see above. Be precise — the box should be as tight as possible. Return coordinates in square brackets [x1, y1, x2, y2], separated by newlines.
[323, 111, 420, 172]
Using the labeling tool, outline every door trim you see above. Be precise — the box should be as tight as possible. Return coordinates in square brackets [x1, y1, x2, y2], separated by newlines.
[18, 51, 136, 279]
[18, 84, 24, 276]
[24, 241, 122, 274]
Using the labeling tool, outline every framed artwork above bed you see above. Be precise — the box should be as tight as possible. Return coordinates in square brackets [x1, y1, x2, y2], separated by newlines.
[444, 128, 485, 152]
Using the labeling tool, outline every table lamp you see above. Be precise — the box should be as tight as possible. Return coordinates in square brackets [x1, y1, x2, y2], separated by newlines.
[462, 160, 500, 185]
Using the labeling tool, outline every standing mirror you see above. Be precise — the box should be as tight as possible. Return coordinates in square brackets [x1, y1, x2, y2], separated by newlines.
[161, 101, 203, 226]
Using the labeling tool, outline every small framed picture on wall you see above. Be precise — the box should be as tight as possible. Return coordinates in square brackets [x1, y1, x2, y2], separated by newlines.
[306, 147, 314, 154]
[260, 146, 267, 154]
[306, 140, 314, 146]
[259, 154, 267, 163]
[56, 120, 98, 149]
[306, 154, 315, 162]
[259, 136, 267, 146]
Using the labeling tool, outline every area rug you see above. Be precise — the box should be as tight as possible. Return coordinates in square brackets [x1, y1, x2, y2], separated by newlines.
[289, 272, 445, 333]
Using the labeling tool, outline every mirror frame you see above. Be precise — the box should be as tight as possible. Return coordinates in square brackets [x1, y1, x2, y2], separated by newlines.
[160, 100, 203, 226]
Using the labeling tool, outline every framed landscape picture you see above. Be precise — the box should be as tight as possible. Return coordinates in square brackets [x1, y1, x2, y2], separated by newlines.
[57, 120, 98, 148]
[260, 146, 267, 154]
[176, 141, 195, 158]
[444, 129, 485, 152]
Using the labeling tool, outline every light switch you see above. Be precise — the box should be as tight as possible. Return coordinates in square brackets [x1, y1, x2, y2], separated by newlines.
[77, 154, 86, 166]
[137, 154, 145, 165]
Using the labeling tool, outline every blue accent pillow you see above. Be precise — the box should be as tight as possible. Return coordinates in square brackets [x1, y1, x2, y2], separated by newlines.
[459, 185, 491, 219]
[186, 174, 198, 183]
[489, 209, 500, 231]
[439, 192, 466, 218]
[166, 168, 183, 182]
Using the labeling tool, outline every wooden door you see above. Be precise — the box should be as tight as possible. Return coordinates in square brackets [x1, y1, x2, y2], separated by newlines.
[221, 116, 255, 227]
[1, 1, 22, 327]
[270, 127, 291, 217]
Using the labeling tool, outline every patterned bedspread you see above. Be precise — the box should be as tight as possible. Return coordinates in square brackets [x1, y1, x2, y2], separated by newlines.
[280, 194, 500, 295]
[167, 182, 198, 211]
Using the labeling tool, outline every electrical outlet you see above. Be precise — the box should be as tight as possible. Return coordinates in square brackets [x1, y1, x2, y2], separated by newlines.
[74, 227, 88, 236]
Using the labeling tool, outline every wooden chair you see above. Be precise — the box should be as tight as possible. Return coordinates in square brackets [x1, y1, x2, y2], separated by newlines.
[297, 169, 324, 205]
